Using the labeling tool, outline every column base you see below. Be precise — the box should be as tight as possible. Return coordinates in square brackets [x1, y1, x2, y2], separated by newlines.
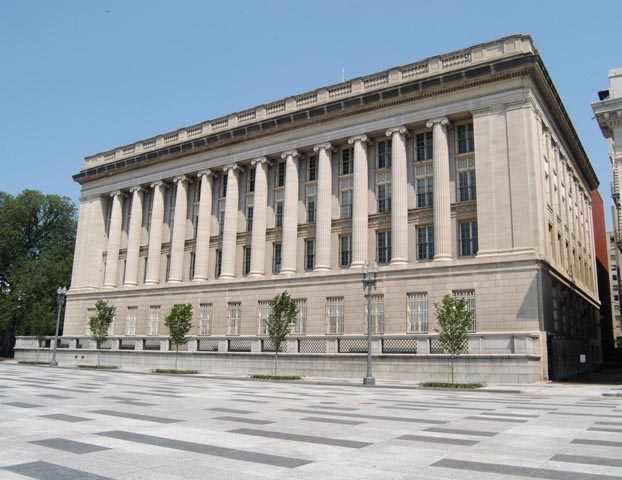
[123, 281, 137, 287]
[279, 268, 296, 275]
[191, 276, 208, 282]
[433, 254, 453, 261]
[248, 271, 265, 277]
[313, 265, 331, 272]
[102, 283, 117, 289]
[167, 279, 182, 284]
[144, 280, 159, 286]
[389, 258, 408, 266]
[219, 273, 235, 280]
[350, 262, 365, 269]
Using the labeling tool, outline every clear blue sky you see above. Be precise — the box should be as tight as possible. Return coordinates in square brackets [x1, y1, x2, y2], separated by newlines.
[1, 1, 620, 228]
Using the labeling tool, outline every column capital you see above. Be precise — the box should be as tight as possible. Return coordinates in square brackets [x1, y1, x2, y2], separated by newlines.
[223, 163, 242, 173]
[281, 149, 299, 159]
[251, 156, 272, 167]
[197, 169, 214, 178]
[313, 142, 334, 153]
[173, 175, 189, 184]
[385, 126, 409, 137]
[426, 116, 450, 128]
[129, 185, 143, 194]
[348, 134, 369, 145]
[150, 180, 165, 189]
[109, 190, 123, 197]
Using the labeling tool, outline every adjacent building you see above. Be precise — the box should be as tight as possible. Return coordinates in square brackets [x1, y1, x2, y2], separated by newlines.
[607, 231, 621, 343]
[16, 35, 601, 382]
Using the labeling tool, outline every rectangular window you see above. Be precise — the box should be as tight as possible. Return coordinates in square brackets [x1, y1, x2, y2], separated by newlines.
[218, 200, 225, 235]
[326, 297, 344, 334]
[247, 168, 256, 193]
[341, 147, 353, 175]
[273, 243, 282, 273]
[258, 301, 272, 335]
[165, 254, 171, 281]
[377, 139, 392, 169]
[453, 290, 476, 331]
[305, 239, 315, 271]
[306, 195, 316, 223]
[220, 173, 228, 197]
[365, 295, 384, 333]
[145, 190, 153, 235]
[215, 249, 222, 277]
[417, 226, 434, 260]
[377, 230, 392, 264]
[307, 155, 317, 182]
[457, 123, 475, 154]
[246, 206, 254, 231]
[377, 181, 392, 213]
[340, 188, 352, 218]
[227, 302, 241, 335]
[416, 175, 433, 208]
[198, 303, 212, 335]
[167, 183, 177, 231]
[125, 307, 137, 336]
[148, 306, 160, 336]
[293, 299, 307, 334]
[189, 252, 196, 279]
[192, 183, 201, 238]
[459, 221, 478, 257]
[275, 201, 283, 227]
[416, 131, 433, 161]
[243, 247, 251, 276]
[407, 293, 428, 332]
[276, 161, 285, 187]
[457, 157, 477, 202]
[340, 235, 352, 267]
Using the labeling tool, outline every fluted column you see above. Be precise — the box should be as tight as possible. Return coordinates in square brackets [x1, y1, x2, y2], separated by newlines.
[249, 157, 270, 277]
[313, 143, 333, 271]
[220, 164, 241, 279]
[168, 176, 189, 283]
[348, 135, 369, 268]
[192, 170, 214, 281]
[103, 191, 124, 288]
[281, 150, 300, 274]
[144, 181, 166, 285]
[427, 117, 452, 261]
[123, 186, 144, 286]
[387, 126, 409, 265]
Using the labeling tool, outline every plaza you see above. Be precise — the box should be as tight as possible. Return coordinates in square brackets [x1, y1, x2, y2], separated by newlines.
[1, 362, 622, 479]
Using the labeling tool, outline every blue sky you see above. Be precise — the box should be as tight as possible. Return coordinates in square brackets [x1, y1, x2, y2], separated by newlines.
[1, 1, 620, 228]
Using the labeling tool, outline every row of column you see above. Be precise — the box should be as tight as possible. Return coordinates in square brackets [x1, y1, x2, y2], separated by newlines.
[103, 118, 454, 287]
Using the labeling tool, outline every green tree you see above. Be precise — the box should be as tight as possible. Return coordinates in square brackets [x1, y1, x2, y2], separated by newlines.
[20, 302, 55, 362]
[0, 190, 76, 357]
[164, 304, 193, 370]
[88, 300, 116, 366]
[434, 294, 473, 384]
[267, 291, 298, 376]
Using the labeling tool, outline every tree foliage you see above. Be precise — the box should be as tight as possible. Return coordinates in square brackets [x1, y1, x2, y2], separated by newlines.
[434, 294, 473, 383]
[164, 304, 193, 370]
[267, 291, 298, 376]
[89, 299, 116, 349]
[0, 190, 76, 356]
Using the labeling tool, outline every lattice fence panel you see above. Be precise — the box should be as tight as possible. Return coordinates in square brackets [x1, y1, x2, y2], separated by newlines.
[382, 338, 417, 354]
[198, 339, 219, 352]
[429, 338, 468, 354]
[58, 340, 70, 348]
[228, 339, 252, 352]
[144, 339, 161, 351]
[171, 343, 188, 352]
[119, 339, 136, 350]
[299, 338, 326, 353]
[261, 340, 288, 353]
[338, 338, 367, 353]
[99, 340, 112, 350]
[76, 339, 85, 349]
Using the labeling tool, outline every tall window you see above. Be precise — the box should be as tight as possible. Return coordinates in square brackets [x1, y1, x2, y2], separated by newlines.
[457, 123, 474, 154]
[377, 230, 392, 264]
[340, 177, 353, 218]
[215, 249, 222, 277]
[326, 297, 344, 334]
[198, 303, 212, 335]
[258, 301, 272, 335]
[220, 173, 228, 197]
[365, 295, 384, 333]
[167, 183, 177, 233]
[273, 243, 282, 273]
[192, 182, 201, 238]
[376, 173, 392, 213]
[341, 147, 353, 175]
[376, 139, 392, 169]
[417, 226, 434, 260]
[218, 200, 225, 235]
[246, 206, 254, 231]
[145, 190, 153, 235]
[307, 155, 317, 182]
[125, 307, 137, 336]
[247, 168, 256, 193]
[165, 254, 171, 281]
[340, 235, 352, 267]
[306, 195, 316, 223]
[416, 173, 433, 207]
[294, 299, 307, 334]
[407, 293, 428, 332]
[227, 302, 241, 335]
[305, 239, 315, 271]
[276, 161, 285, 187]
[148, 306, 160, 336]
[459, 221, 478, 257]
[416, 131, 433, 161]
[189, 252, 196, 279]
[275, 201, 283, 227]
[453, 290, 476, 331]
[457, 157, 476, 202]
[243, 247, 252, 276]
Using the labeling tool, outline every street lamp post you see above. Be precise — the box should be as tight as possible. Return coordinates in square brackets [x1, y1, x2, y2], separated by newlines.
[49, 286, 67, 367]
[362, 261, 378, 385]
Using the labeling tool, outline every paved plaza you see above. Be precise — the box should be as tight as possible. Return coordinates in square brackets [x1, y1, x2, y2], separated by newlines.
[1, 363, 622, 479]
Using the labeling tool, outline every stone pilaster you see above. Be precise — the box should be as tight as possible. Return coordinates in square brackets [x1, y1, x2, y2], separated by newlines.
[220, 164, 241, 279]
[123, 186, 144, 286]
[192, 170, 214, 281]
[313, 143, 333, 271]
[348, 135, 369, 268]
[168, 176, 189, 283]
[249, 157, 271, 277]
[386, 126, 409, 265]
[281, 150, 299, 274]
[427, 117, 452, 261]
[103, 191, 124, 288]
[144, 181, 166, 285]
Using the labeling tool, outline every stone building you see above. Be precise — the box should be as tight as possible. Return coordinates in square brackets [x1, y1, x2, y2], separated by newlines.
[18, 35, 601, 382]
[607, 231, 621, 344]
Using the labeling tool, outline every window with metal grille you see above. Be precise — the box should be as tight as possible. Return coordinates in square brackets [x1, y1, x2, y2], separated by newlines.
[341, 147, 353, 175]
[220, 172, 228, 197]
[305, 239, 315, 271]
[365, 295, 384, 333]
[307, 195, 316, 223]
[377, 230, 392, 264]
[376, 139, 392, 169]
[273, 243, 282, 273]
[459, 221, 478, 256]
[218, 202, 225, 235]
[417, 226, 434, 260]
[124, 195, 133, 234]
[215, 249, 222, 277]
[124, 307, 137, 336]
[307, 155, 317, 182]
[145, 189, 153, 235]
[340, 235, 352, 267]
[198, 303, 212, 335]
[407, 293, 428, 332]
[227, 302, 241, 335]
[148, 306, 160, 336]
[457, 157, 476, 202]
[377, 181, 392, 214]
[242, 247, 251, 276]
[167, 183, 177, 233]
[276, 161, 285, 187]
[326, 297, 344, 334]
[192, 182, 201, 238]
[457, 123, 474, 154]
[416, 131, 433, 161]
[246, 206, 253, 231]
[340, 188, 352, 218]
[189, 252, 196, 279]
[165, 254, 171, 281]
[247, 168, 255, 193]
[258, 301, 272, 335]
[453, 290, 476, 331]
[416, 175, 433, 207]
[275, 201, 283, 227]
[294, 299, 307, 334]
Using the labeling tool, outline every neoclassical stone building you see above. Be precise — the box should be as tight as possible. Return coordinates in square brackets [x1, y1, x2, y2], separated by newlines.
[23, 35, 601, 382]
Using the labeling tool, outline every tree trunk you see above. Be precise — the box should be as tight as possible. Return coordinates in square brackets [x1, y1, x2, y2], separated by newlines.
[450, 355, 454, 384]
[97, 348, 101, 367]
[274, 349, 278, 377]
[175, 345, 179, 371]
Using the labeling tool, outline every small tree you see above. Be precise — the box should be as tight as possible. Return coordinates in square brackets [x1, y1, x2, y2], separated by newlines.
[88, 299, 116, 366]
[27, 302, 55, 362]
[267, 291, 298, 376]
[434, 294, 473, 384]
[164, 304, 193, 371]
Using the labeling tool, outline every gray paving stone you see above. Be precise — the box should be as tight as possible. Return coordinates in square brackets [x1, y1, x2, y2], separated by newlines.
[282, 408, 447, 424]
[587, 426, 622, 433]
[39, 414, 93, 423]
[2, 460, 112, 479]
[397, 434, 479, 446]
[90, 410, 181, 424]
[424, 427, 497, 437]
[213, 416, 274, 425]
[572, 438, 622, 448]
[463, 415, 527, 423]
[207, 407, 255, 414]
[36, 394, 72, 399]
[29, 438, 110, 454]
[228, 427, 372, 448]
[301, 416, 365, 425]
[3, 401, 43, 408]
[551, 454, 622, 468]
